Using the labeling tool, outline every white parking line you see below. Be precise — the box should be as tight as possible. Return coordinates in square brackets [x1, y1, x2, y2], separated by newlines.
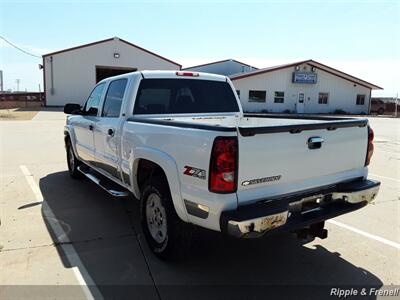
[20, 165, 103, 300]
[328, 219, 400, 250]
[369, 173, 400, 183]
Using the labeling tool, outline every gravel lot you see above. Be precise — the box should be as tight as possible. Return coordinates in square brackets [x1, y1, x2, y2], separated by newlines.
[0, 109, 398, 300]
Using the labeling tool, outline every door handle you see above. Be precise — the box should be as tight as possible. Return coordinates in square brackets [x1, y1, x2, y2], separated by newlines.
[108, 128, 115, 136]
[307, 137, 324, 149]
[89, 124, 94, 131]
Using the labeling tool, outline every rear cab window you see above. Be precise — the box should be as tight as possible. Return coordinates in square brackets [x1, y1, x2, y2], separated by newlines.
[102, 78, 128, 118]
[133, 79, 239, 114]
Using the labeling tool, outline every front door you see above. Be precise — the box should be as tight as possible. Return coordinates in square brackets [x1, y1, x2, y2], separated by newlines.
[73, 82, 105, 164]
[94, 78, 128, 180]
[297, 92, 305, 113]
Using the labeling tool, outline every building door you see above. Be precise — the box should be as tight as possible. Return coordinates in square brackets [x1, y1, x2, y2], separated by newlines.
[297, 92, 305, 113]
[95, 66, 136, 83]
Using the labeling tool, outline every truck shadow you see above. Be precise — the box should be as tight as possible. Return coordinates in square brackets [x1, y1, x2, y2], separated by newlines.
[39, 171, 383, 300]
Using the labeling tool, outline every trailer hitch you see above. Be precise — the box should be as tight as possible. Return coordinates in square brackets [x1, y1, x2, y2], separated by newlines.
[296, 221, 328, 241]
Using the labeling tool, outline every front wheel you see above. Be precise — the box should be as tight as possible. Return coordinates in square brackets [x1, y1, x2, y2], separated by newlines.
[66, 140, 81, 179]
[140, 176, 191, 260]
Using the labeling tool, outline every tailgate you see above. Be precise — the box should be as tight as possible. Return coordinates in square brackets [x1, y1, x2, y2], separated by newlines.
[236, 118, 368, 205]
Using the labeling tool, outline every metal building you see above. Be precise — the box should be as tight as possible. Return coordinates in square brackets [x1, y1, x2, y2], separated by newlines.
[230, 60, 382, 114]
[42, 37, 181, 106]
[183, 59, 258, 76]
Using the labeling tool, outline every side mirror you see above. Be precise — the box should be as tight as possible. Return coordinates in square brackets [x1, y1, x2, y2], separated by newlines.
[64, 103, 81, 115]
[86, 107, 98, 116]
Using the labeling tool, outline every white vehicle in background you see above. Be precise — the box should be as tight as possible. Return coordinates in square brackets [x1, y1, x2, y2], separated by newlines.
[64, 70, 380, 259]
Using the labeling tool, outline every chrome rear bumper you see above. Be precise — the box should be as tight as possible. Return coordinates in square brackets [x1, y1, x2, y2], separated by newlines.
[221, 179, 380, 238]
[332, 181, 379, 204]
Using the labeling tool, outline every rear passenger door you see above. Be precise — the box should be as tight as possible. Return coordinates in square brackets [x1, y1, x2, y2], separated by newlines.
[94, 78, 128, 179]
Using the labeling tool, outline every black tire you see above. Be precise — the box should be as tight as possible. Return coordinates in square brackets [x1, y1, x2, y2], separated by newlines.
[377, 107, 384, 115]
[66, 139, 82, 179]
[140, 175, 191, 260]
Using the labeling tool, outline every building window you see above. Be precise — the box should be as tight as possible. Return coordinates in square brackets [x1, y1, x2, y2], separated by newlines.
[318, 93, 329, 104]
[249, 90, 266, 102]
[356, 94, 365, 105]
[236, 90, 240, 99]
[274, 91, 284, 103]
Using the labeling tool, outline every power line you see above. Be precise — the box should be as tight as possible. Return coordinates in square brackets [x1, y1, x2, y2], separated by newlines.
[0, 35, 41, 58]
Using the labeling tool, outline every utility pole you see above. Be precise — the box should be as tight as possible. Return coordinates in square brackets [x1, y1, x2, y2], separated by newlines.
[16, 79, 20, 92]
[0, 70, 3, 91]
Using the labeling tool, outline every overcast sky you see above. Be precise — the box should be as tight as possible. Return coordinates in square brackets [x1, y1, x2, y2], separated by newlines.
[0, 0, 399, 96]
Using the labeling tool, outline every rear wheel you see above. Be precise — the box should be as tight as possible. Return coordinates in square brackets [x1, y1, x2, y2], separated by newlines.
[140, 175, 191, 260]
[377, 107, 384, 115]
[66, 139, 81, 179]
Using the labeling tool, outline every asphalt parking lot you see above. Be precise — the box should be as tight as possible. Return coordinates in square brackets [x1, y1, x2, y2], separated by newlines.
[0, 109, 399, 300]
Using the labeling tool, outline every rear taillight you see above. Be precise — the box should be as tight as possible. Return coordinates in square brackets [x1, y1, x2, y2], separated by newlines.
[365, 126, 374, 166]
[209, 137, 238, 193]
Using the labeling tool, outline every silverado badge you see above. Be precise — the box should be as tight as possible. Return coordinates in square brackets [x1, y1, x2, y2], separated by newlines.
[242, 175, 282, 186]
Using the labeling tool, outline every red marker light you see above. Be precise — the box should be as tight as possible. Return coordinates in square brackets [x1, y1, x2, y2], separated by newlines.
[176, 71, 199, 77]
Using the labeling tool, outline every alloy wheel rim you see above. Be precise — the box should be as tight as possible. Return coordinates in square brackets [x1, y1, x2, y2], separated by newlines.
[146, 193, 167, 243]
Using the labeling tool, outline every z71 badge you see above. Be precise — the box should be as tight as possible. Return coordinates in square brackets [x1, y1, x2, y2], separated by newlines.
[183, 166, 206, 180]
[242, 175, 281, 186]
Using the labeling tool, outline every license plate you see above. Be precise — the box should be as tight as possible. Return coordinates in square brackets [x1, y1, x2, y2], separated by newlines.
[259, 211, 288, 231]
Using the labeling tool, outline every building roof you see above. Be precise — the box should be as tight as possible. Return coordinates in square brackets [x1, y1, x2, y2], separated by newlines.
[230, 59, 383, 90]
[42, 37, 182, 68]
[182, 59, 259, 70]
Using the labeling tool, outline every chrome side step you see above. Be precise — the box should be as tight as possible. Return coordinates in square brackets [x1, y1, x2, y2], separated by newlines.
[77, 165, 129, 197]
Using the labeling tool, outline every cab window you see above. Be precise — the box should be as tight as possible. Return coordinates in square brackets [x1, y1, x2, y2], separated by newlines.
[133, 79, 239, 114]
[83, 83, 105, 115]
[102, 79, 128, 118]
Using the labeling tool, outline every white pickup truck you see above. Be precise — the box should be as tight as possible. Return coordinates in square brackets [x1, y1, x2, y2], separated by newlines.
[64, 70, 380, 259]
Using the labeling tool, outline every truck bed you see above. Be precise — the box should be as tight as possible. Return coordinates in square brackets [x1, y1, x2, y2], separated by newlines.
[128, 113, 368, 206]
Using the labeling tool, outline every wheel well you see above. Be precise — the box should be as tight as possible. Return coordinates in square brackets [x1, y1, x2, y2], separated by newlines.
[64, 132, 71, 145]
[136, 159, 168, 194]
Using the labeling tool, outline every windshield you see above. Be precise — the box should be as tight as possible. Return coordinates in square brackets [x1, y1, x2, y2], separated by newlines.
[133, 79, 240, 115]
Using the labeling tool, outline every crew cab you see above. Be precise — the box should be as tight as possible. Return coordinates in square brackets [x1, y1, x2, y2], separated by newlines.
[64, 70, 380, 259]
